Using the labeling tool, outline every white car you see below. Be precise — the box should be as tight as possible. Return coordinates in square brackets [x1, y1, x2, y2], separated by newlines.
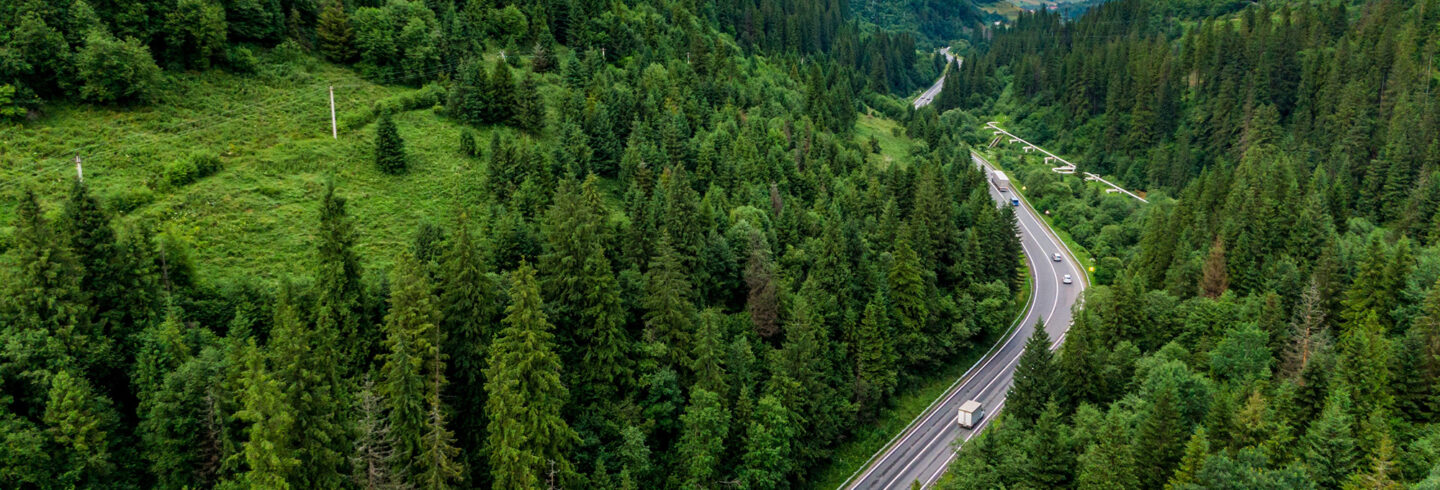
[1053, 253, 1063, 262]
[1063, 274, 1073, 284]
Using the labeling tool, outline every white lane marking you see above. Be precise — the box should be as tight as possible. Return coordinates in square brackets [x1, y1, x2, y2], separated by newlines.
[922, 399, 1009, 488]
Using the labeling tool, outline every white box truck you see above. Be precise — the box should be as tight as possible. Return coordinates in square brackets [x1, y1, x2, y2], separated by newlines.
[992, 170, 1011, 192]
[957, 400, 985, 429]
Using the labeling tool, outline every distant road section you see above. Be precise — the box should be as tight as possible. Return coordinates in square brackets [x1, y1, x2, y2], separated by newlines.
[912, 48, 959, 109]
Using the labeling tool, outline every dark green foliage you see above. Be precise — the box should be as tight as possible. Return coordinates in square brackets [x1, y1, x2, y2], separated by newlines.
[74, 30, 161, 104]
[375, 112, 408, 174]
[317, 0, 354, 62]
[485, 263, 576, 489]
[1007, 323, 1057, 424]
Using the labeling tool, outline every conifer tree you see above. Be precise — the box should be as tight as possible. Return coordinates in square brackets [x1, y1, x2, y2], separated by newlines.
[1075, 413, 1139, 490]
[271, 283, 349, 488]
[744, 231, 780, 339]
[855, 291, 897, 414]
[59, 180, 121, 335]
[1007, 322, 1057, 424]
[376, 112, 408, 174]
[234, 340, 299, 488]
[675, 388, 730, 489]
[437, 216, 497, 484]
[378, 253, 455, 486]
[316, 0, 354, 62]
[514, 72, 543, 134]
[1026, 402, 1075, 487]
[1200, 237, 1229, 298]
[314, 182, 365, 372]
[351, 377, 404, 489]
[644, 236, 697, 369]
[888, 233, 929, 367]
[1135, 388, 1186, 489]
[692, 309, 728, 396]
[44, 369, 118, 487]
[1336, 311, 1393, 416]
[1168, 426, 1210, 489]
[739, 394, 796, 488]
[2, 190, 94, 382]
[1302, 391, 1359, 488]
[485, 263, 577, 489]
[488, 59, 516, 125]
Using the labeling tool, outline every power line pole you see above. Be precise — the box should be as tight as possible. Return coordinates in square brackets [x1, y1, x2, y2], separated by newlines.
[74, 155, 83, 182]
[329, 86, 338, 139]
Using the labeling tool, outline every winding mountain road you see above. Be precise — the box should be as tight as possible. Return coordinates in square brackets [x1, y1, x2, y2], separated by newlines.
[840, 152, 1086, 489]
[912, 48, 959, 109]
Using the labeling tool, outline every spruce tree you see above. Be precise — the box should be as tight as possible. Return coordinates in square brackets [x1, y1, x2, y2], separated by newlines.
[488, 59, 516, 125]
[271, 282, 348, 488]
[674, 388, 730, 489]
[437, 217, 498, 485]
[313, 182, 365, 372]
[378, 253, 456, 487]
[743, 231, 780, 339]
[855, 291, 897, 415]
[59, 181, 121, 336]
[484, 263, 577, 489]
[1135, 388, 1186, 489]
[1075, 413, 1139, 489]
[351, 377, 404, 489]
[888, 233, 929, 367]
[234, 340, 299, 488]
[316, 0, 354, 62]
[739, 394, 796, 488]
[644, 236, 697, 369]
[514, 71, 543, 134]
[376, 112, 408, 174]
[1168, 426, 1210, 488]
[1336, 311, 1393, 415]
[44, 369, 118, 487]
[1302, 391, 1359, 488]
[3, 190, 93, 382]
[1025, 402, 1075, 488]
[1007, 322, 1057, 424]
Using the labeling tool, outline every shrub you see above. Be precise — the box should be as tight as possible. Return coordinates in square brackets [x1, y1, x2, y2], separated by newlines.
[163, 152, 223, 188]
[460, 130, 476, 157]
[75, 30, 162, 104]
[226, 45, 259, 74]
[339, 83, 446, 131]
[105, 186, 156, 214]
[375, 112, 407, 174]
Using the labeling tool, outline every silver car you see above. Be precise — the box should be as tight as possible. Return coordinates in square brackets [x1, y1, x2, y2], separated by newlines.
[1063, 274, 1073, 284]
[1053, 253, 1062, 262]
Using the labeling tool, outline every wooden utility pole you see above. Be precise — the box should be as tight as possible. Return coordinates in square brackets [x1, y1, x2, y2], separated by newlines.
[329, 86, 337, 139]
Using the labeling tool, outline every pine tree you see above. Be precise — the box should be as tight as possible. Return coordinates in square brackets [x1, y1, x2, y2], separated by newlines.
[1167, 426, 1210, 489]
[888, 233, 929, 367]
[378, 253, 453, 486]
[675, 388, 730, 489]
[235, 340, 299, 488]
[59, 180, 122, 338]
[488, 59, 516, 125]
[1200, 236, 1229, 298]
[692, 309, 728, 396]
[44, 369, 117, 487]
[1303, 391, 1359, 488]
[1026, 402, 1076, 487]
[514, 71, 543, 134]
[744, 231, 780, 339]
[485, 263, 577, 489]
[437, 217, 498, 485]
[376, 112, 408, 174]
[1076, 413, 1139, 489]
[317, 0, 354, 62]
[738, 394, 796, 488]
[2, 190, 94, 385]
[314, 182, 365, 373]
[855, 291, 897, 415]
[1007, 322, 1057, 424]
[1336, 311, 1393, 416]
[351, 377, 404, 489]
[1343, 433, 1403, 490]
[644, 236, 697, 369]
[1135, 388, 1186, 489]
[271, 283, 349, 489]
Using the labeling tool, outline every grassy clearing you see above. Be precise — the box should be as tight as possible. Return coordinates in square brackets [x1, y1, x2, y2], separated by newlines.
[1, 56, 512, 282]
[855, 113, 915, 170]
[808, 261, 1034, 489]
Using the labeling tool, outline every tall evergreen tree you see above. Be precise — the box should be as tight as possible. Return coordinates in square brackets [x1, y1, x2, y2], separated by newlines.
[1302, 391, 1359, 488]
[314, 182, 365, 373]
[1135, 388, 1186, 489]
[1007, 322, 1057, 424]
[854, 291, 897, 415]
[484, 263, 577, 489]
[674, 388, 730, 489]
[2, 190, 95, 388]
[377, 253, 457, 487]
[1076, 413, 1139, 490]
[271, 282, 349, 489]
[738, 394, 795, 488]
[437, 216, 498, 485]
[888, 233, 929, 367]
[643, 236, 697, 370]
[316, 0, 354, 62]
[233, 340, 299, 488]
[44, 369, 118, 488]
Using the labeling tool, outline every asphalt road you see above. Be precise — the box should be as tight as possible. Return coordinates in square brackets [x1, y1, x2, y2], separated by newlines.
[912, 48, 959, 109]
[842, 152, 1086, 489]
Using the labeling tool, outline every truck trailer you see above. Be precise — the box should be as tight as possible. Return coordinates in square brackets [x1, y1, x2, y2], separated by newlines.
[957, 400, 985, 429]
[992, 170, 1011, 192]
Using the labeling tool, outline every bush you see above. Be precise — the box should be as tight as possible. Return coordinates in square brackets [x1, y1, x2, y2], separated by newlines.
[163, 152, 223, 188]
[105, 186, 156, 214]
[75, 30, 162, 104]
[226, 45, 260, 74]
[460, 130, 476, 157]
[375, 112, 407, 174]
[339, 83, 446, 131]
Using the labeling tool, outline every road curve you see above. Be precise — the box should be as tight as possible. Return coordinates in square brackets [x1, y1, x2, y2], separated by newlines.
[841, 152, 1087, 489]
[912, 48, 959, 109]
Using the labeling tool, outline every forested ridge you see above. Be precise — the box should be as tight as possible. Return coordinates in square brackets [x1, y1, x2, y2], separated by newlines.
[925, 0, 1440, 488]
[0, 0, 1030, 489]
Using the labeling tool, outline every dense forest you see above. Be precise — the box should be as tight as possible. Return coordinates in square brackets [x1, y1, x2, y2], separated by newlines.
[929, 0, 1440, 488]
[0, 0, 1030, 489]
